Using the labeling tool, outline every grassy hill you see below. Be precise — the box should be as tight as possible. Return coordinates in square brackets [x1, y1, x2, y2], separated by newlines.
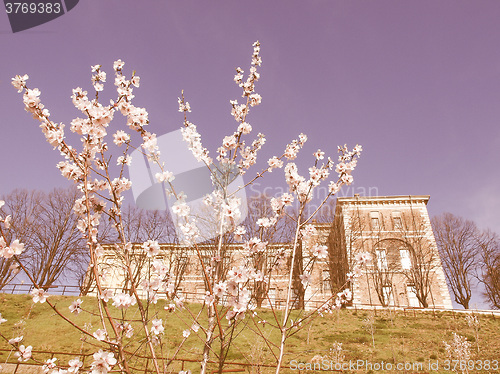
[0, 293, 499, 373]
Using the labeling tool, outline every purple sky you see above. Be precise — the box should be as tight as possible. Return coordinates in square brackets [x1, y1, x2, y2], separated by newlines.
[1, 1, 499, 307]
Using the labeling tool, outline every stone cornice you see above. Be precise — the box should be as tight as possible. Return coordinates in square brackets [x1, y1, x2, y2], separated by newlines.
[337, 195, 430, 206]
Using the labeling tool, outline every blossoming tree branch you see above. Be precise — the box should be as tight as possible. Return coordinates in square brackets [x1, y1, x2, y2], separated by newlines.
[1, 42, 363, 374]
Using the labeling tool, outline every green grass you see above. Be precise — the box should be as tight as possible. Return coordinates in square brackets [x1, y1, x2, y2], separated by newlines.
[1, 294, 499, 373]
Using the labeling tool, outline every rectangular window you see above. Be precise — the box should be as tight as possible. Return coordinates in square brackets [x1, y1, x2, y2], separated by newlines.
[392, 212, 402, 229]
[376, 249, 388, 270]
[370, 211, 380, 230]
[400, 249, 411, 270]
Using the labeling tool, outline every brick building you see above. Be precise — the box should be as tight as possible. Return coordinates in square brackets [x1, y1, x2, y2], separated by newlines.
[93, 195, 453, 310]
[328, 195, 452, 309]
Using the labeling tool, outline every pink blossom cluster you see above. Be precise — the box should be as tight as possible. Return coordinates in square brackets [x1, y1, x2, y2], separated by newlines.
[0, 201, 25, 262]
[69, 299, 83, 315]
[345, 252, 373, 281]
[317, 288, 353, 316]
[180, 119, 212, 164]
[68, 358, 84, 373]
[150, 319, 164, 335]
[9, 41, 364, 373]
[243, 237, 268, 255]
[116, 322, 134, 339]
[202, 41, 265, 173]
[15, 344, 32, 362]
[42, 357, 58, 372]
[311, 244, 328, 259]
[0, 238, 24, 259]
[92, 329, 107, 341]
[111, 292, 136, 309]
[283, 139, 361, 204]
[201, 191, 243, 235]
[90, 350, 116, 374]
[12, 59, 161, 251]
[31, 288, 48, 303]
[142, 240, 160, 257]
[301, 225, 319, 247]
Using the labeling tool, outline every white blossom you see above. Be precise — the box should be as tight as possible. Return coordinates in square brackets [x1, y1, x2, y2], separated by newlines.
[9, 336, 23, 345]
[31, 288, 48, 303]
[355, 252, 372, 265]
[113, 59, 125, 71]
[312, 244, 328, 259]
[93, 329, 106, 341]
[299, 272, 310, 287]
[68, 358, 83, 373]
[42, 357, 57, 373]
[142, 240, 160, 257]
[111, 293, 136, 309]
[213, 282, 227, 298]
[11, 74, 29, 92]
[90, 350, 116, 374]
[233, 226, 246, 241]
[151, 319, 164, 335]
[15, 345, 32, 362]
[267, 157, 283, 172]
[155, 171, 174, 183]
[172, 202, 190, 217]
[113, 130, 130, 146]
[69, 299, 83, 315]
[116, 155, 132, 166]
[237, 122, 252, 134]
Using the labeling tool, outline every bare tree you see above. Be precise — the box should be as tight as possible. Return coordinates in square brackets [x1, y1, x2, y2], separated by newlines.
[370, 238, 400, 307]
[397, 210, 439, 308]
[1, 188, 86, 288]
[30, 188, 86, 287]
[432, 213, 480, 309]
[0, 257, 16, 290]
[0, 189, 41, 289]
[315, 199, 336, 224]
[326, 205, 346, 294]
[477, 230, 500, 309]
[119, 205, 177, 243]
[31, 188, 85, 287]
[328, 204, 373, 305]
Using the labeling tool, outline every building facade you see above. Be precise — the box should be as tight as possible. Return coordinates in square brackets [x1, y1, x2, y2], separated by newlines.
[329, 195, 452, 309]
[92, 195, 453, 310]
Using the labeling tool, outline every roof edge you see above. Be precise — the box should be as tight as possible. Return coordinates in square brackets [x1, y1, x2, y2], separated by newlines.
[337, 195, 430, 204]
